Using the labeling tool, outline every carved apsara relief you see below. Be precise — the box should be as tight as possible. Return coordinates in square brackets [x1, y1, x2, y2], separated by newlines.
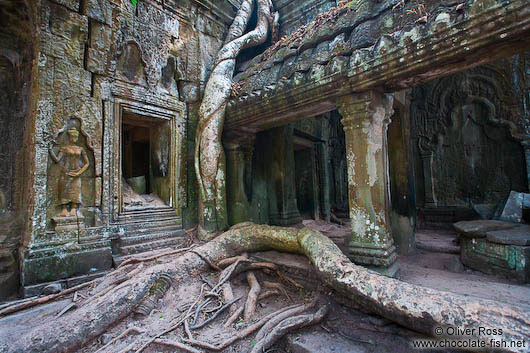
[46, 118, 96, 232]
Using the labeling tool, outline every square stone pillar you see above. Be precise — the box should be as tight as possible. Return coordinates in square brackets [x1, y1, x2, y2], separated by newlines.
[522, 141, 530, 189]
[225, 135, 254, 226]
[337, 90, 398, 276]
[268, 125, 302, 226]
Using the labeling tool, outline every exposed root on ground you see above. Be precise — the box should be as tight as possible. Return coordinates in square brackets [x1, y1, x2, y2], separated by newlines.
[243, 271, 260, 320]
[118, 245, 196, 268]
[94, 327, 145, 353]
[250, 305, 329, 353]
[3, 223, 530, 353]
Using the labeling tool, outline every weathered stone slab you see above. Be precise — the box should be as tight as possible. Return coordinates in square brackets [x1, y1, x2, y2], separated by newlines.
[82, 0, 112, 25]
[486, 225, 530, 246]
[48, 0, 80, 13]
[86, 22, 112, 75]
[453, 220, 517, 238]
[21, 240, 112, 286]
[500, 191, 530, 223]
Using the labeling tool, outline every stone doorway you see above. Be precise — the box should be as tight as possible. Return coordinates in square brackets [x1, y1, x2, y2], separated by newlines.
[110, 100, 184, 263]
[121, 112, 171, 211]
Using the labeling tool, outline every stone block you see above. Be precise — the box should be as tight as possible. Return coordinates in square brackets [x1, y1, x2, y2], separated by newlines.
[294, 48, 314, 73]
[500, 191, 530, 223]
[486, 225, 530, 246]
[41, 32, 85, 67]
[285, 330, 369, 353]
[52, 215, 85, 235]
[82, 0, 112, 25]
[40, 1, 52, 32]
[86, 22, 111, 74]
[460, 237, 530, 283]
[48, 0, 80, 12]
[21, 242, 112, 286]
[349, 21, 375, 50]
[42, 282, 63, 294]
[86, 48, 108, 75]
[49, 3, 88, 41]
[53, 60, 93, 96]
[454, 220, 516, 238]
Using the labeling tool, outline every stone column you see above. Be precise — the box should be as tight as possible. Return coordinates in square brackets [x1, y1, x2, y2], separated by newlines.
[268, 125, 302, 226]
[420, 151, 437, 208]
[388, 91, 416, 255]
[337, 90, 398, 276]
[522, 141, 530, 189]
[318, 117, 331, 222]
[224, 135, 254, 226]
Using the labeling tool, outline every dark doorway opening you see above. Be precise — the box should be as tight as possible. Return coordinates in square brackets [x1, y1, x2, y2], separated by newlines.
[121, 113, 171, 210]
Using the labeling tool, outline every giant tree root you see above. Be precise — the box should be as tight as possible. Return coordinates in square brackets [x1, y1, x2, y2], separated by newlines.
[243, 271, 260, 320]
[4, 223, 530, 353]
[250, 305, 329, 353]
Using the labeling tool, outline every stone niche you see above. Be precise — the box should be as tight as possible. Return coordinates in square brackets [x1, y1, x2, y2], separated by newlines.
[116, 42, 148, 87]
[411, 59, 529, 218]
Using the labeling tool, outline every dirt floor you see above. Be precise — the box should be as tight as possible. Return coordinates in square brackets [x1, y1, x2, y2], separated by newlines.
[303, 219, 530, 307]
[1, 221, 529, 353]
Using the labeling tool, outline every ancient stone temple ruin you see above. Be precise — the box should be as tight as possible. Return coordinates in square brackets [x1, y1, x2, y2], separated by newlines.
[0, 0, 529, 351]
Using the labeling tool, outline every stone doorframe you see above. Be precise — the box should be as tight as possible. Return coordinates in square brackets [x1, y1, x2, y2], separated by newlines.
[110, 99, 184, 222]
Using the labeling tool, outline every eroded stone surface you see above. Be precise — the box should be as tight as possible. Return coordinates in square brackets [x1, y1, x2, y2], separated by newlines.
[500, 191, 530, 224]
[454, 220, 518, 238]
[486, 225, 530, 246]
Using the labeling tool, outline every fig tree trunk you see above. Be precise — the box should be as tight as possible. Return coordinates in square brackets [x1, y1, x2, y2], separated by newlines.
[194, 0, 273, 238]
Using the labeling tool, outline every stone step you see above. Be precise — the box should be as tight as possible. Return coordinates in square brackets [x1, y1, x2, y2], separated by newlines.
[415, 230, 460, 254]
[418, 207, 479, 230]
[119, 236, 187, 256]
[116, 208, 177, 222]
[120, 222, 182, 236]
[119, 229, 186, 246]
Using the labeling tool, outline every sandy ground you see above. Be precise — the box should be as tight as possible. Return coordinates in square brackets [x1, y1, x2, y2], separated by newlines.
[303, 219, 530, 308]
[122, 178, 166, 209]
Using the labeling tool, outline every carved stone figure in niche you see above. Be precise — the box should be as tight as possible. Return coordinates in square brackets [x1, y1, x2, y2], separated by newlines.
[49, 122, 90, 217]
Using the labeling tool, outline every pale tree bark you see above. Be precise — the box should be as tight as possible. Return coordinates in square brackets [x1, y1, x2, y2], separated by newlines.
[6, 224, 529, 353]
[194, 0, 273, 238]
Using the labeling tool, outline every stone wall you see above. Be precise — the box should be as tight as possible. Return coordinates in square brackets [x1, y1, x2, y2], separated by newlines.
[1, 0, 238, 297]
[411, 54, 530, 217]
[0, 0, 36, 299]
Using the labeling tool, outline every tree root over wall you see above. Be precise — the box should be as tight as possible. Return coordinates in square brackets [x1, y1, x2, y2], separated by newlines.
[4, 223, 530, 352]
